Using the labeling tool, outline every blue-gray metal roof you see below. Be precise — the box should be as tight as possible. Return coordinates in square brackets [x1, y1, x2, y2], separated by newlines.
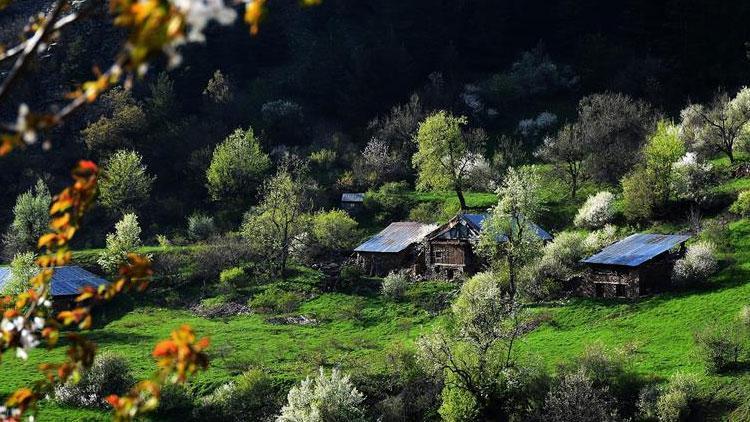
[355, 222, 439, 253]
[341, 193, 365, 203]
[581, 233, 691, 267]
[0, 265, 107, 296]
[460, 214, 553, 242]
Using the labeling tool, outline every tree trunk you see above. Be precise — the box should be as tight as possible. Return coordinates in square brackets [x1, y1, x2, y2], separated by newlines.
[456, 186, 467, 211]
[728, 148, 735, 163]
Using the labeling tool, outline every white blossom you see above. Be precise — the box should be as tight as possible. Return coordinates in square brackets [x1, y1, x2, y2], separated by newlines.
[574, 191, 616, 229]
[173, 0, 237, 43]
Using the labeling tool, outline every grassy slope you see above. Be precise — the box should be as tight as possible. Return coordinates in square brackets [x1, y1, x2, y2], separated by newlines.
[0, 279, 453, 419]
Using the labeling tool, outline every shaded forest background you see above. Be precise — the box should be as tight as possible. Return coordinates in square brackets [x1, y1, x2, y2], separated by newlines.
[1, 0, 749, 245]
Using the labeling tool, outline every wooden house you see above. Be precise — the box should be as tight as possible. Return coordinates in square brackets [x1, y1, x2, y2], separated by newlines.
[0, 265, 108, 310]
[354, 222, 438, 276]
[580, 233, 690, 298]
[340, 193, 364, 214]
[424, 213, 552, 280]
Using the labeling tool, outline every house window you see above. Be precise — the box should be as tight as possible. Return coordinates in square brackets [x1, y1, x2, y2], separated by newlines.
[615, 284, 626, 297]
[433, 249, 448, 263]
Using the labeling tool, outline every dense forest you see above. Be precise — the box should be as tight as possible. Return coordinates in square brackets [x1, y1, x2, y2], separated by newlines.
[2, 0, 750, 243]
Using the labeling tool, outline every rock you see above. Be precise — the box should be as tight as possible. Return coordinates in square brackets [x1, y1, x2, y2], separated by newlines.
[266, 315, 318, 326]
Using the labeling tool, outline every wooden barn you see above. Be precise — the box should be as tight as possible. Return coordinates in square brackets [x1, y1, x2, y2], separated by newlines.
[340, 193, 364, 214]
[354, 222, 438, 276]
[424, 213, 552, 280]
[580, 233, 691, 298]
[0, 265, 108, 310]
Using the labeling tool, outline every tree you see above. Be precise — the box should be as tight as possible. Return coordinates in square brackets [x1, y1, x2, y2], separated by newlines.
[98, 213, 144, 274]
[413, 111, 485, 211]
[80, 88, 147, 156]
[672, 152, 714, 207]
[537, 122, 588, 198]
[543, 370, 619, 422]
[680, 87, 750, 163]
[277, 367, 366, 422]
[241, 161, 310, 276]
[417, 273, 533, 421]
[621, 166, 655, 223]
[574, 191, 616, 229]
[354, 138, 406, 188]
[311, 210, 359, 251]
[368, 93, 426, 154]
[99, 150, 155, 215]
[577, 93, 656, 183]
[0, 252, 38, 296]
[478, 166, 544, 298]
[203, 70, 233, 105]
[206, 127, 271, 202]
[643, 120, 685, 203]
[2, 179, 51, 259]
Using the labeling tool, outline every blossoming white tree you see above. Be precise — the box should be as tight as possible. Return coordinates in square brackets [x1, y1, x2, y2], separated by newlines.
[574, 191, 616, 229]
[277, 367, 366, 422]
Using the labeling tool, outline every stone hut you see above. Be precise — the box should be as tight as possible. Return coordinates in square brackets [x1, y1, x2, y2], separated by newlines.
[424, 213, 552, 280]
[354, 222, 438, 276]
[580, 233, 691, 298]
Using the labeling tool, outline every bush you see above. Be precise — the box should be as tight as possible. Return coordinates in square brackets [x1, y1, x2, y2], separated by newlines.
[694, 324, 744, 373]
[536, 231, 587, 281]
[188, 213, 217, 241]
[206, 127, 270, 202]
[1, 252, 38, 295]
[192, 369, 278, 421]
[574, 191, 616, 229]
[54, 352, 134, 408]
[730, 190, 750, 216]
[672, 241, 718, 286]
[249, 287, 300, 314]
[364, 181, 415, 224]
[656, 372, 700, 422]
[381, 271, 410, 300]
[99, 150, 155, 214]
[543, 370, 619, 422]
[156, 384, 194, 417]
[220, 266, 247, 289]
[277, 367, 366, 422]
[2, 179, 50, 259]
[582, 225, 619, 254]
[98, 213, 144, 274]
[312, 210, 359, 251]
[338, 263, 363, 290]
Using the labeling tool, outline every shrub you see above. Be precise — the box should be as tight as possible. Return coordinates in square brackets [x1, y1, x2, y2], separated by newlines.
[249, 287, 300, 314]
[2, 179, 50, 259]
[1, 252, 38, 295]
[364, 181, 415, 224]
[740, 305, 750, 328]
[188, 213, 217, 241]
[312, 210, 359, 251]
[98, 213, 144, 274]
[381, 271, 410, 300]
[156, 384, 194, 417]
[536, 231, 587, 281]
[672, 241, 718, 286]
[656, 372, 700, 422]
[206, 127, 270, 202]
[574, 191, 616, 229]
[193, 369, 278, 421]
[220, 266, 247, 288]
[730, 190, 750, 216]
[408, 202, 441, 223]
[338, 263, 363, 290]
[636, 384, 661, 420]
[694, 324, 744, 373]
[99, 150, 155, 214]
[54, 352, 134, 408]
[582, 225, 619, 254]
[543, 370, 619, 422]
[277, 367, 366, 422]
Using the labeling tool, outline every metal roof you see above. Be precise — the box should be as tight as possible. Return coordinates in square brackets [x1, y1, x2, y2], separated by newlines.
[581, 233, 691, 267]
[341, 193, 365, 203]
[0, 265, 107, 296]
[355, 222, 439, 253]
[448, 213, 553, 242]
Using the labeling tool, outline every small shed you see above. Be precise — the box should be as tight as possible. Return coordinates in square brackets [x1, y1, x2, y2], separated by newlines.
[341, 193, 365, 213]
[354, 222, 438, 276]
[0, 266, 108, 309]
[580, 233, 691, 298]
[425, 213, 552, 279]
